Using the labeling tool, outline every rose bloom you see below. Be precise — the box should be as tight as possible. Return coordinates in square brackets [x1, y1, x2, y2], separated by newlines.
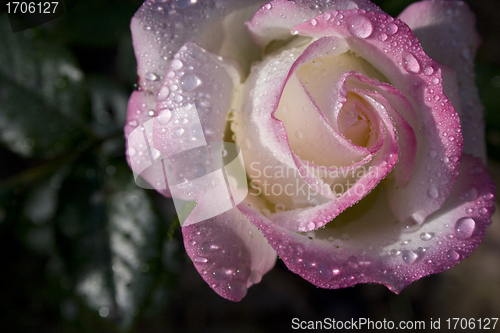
[125, 0, 496, 301]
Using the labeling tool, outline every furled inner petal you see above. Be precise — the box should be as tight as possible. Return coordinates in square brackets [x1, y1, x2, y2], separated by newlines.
[293, 10, 463, 225]
[275, 73, 370, 168]
[264, 36, 404, 231]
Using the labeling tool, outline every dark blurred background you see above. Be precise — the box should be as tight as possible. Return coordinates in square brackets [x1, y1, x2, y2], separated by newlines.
[0, 0, 499, 332]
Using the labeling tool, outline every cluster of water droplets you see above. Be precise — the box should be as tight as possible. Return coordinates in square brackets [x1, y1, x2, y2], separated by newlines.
[185, 220, 268, 300]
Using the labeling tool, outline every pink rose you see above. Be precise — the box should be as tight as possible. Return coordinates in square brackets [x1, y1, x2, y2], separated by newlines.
[125, 0, 495, 301]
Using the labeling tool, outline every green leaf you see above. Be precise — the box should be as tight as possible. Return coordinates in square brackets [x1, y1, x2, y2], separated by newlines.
[87, 75, 129, 138]
[54, 156, 164, 331]
[0, 16, 87, 158]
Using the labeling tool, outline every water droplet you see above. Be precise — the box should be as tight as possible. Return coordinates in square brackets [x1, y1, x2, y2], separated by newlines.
[306, 221, 315, 231]
[173, 127, 185, 137]
[310, 18, 318, 26]
[158, 86, 170, 100]
[156, 109, 172, 124]
[423, 66, 434, 76]
[346, 15, 374, 39]
[420, 232, 434, 241]
[180, 73, 201, 91]
[386, 22, 398, 35]
[378, 33, 388, 41]
[212, 267, 228, 280]
[148, 109, 155, 117]
[429, 150, 437, 158]
[446, 250, 459, 261]
[317, 264, 333, 281]
[390, 249, 400, 256]
[145, 72, 158, 81]
[431, 77, 440, 85]
[193, 256, 207, 264]
[402, 250, 418, 264]
[295, 130, 303, 139]
[128, 120, 138, 127]
[462, 187, 478, 202]
[427, 186, 439, 199]
[478, 207, 488, 215]
[174, 0, 196, 9]
[483, 193, 494, 200]
[227, 281, 247, 299]
[403, 52, 420, 73]
[454, 217, 476, 239]
[171, 59, 183, 70]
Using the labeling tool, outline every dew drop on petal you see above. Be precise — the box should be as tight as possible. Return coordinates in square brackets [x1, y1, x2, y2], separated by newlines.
[227, 281, 247, 299]
[423, 66, 434, 76]
[463, 187, 478, 201]
[386, 22, 398, 35]
[403, 52, 420, 74]
[317, 264, 333, 281]
[158, 86, 170, 100]
[483, 193, 494, 200]
[174, 0, 196, 9]
[420, 232, 434, 241]
[429, 150, 437, 158]
[212, 267, 228, 280]
[156, 109, 172, 124]
[446, 250, 460, 261]
[180, 73, 202, 91]
[454, 217, 476, 240]
[145, 72, 158, 81]
[306, 221, 316, 231]
[346, 15, 373, 39]
[193, 256, 208, 264]
[378, 33, 388, 41]
[402, 250, 418, 264]
[427, 186, 439, 199]
[171, 59, 183, 70]
[478, 207, 488, 215]
[431, 77, 440, 85]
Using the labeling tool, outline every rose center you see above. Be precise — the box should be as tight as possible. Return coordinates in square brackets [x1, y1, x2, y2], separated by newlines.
[338, 92, 377, 148]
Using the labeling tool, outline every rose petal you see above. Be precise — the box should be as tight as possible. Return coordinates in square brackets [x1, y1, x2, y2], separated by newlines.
[153, 42, 241, 157]
[294, 10, 463, 225]
[131, 0, 268, 94]
[125, 90, 171, 197]
[240, 153, 495, 293]
[398, 0, 485, 161]
[183, 207, 277, 301]
[246, 0, 383, 48]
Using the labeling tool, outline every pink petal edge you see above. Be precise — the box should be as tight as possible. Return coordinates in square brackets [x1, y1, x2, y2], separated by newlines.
[398, 0, 485, 161]
[293, 9, 463, 225]
[239, 153, 495, 293]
